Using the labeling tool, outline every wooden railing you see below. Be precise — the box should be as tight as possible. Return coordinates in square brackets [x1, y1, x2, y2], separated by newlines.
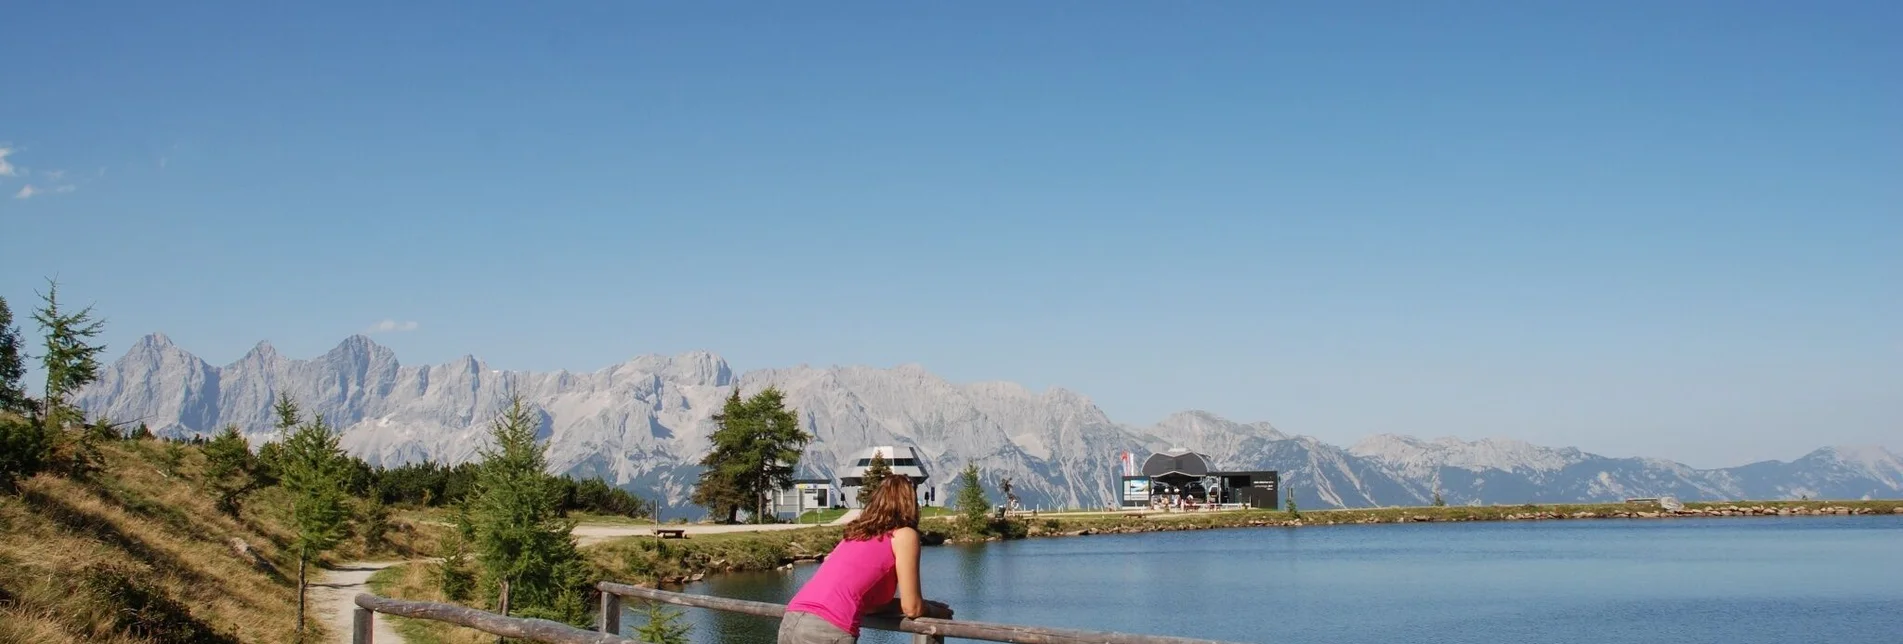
[351, 583, 1246, 644]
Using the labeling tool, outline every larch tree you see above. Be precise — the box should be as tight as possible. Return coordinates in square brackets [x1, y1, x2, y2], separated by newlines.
[32, 279, 106, 432]
[276, 400, 351, 640]
[857, 451, 893, 507]
[955, 464, 989, 532]
[692, 387, 811, 523]
[203, 424, 255, 515]
[469, 393, 589, 625]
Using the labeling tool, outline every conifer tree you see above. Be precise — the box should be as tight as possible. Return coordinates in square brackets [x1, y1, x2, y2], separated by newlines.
[0, 414, 45, 490]
[856, 451, 893, 507]
[692, 389, 751, 523]
[0, 294, 44, 488]
[469, 394, 589, 625]
[635, 600, 692, 644]
[955, 464, 989, 532]
[692, 387, 810, 523]
[32, 280, 106, 431]
[204, 425, 255, 514]
[0, 295, 29, 414]
[279, 406, 350, 640]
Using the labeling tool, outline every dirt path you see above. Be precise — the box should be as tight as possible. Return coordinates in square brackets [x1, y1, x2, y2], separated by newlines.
[573, 509, 863, 547]
[310, 561, 407, 643]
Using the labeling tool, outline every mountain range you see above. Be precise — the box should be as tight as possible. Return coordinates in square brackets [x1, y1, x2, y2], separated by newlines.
[74, 334, 1903, 517]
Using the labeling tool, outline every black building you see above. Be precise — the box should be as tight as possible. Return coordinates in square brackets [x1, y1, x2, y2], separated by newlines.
[1119, 448, 1279, 510]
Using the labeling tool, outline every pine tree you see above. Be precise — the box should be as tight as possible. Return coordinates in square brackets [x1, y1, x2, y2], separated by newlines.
[360, 495, 390, 551]
[0, 414, 45, 490]
[0, 293, 45, 487]
[692, 389, 751, 523]
[32, 280, 106, 431]
[469, 394, 589, 625]
[635, 600, 692, 644]
[856, 451, 893, 507]
[1285, 486, 1299, 518]
[279, 407, 350, 640]
[692, 387, 811, 523]
[0, 296, 30, 414]
[204, 425, 254, 514]
[158, 440, 185, 476]
[955, 464, 989, 532]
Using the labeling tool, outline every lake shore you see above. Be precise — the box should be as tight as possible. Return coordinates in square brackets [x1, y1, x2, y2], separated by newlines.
[588, 499, 1903, 586]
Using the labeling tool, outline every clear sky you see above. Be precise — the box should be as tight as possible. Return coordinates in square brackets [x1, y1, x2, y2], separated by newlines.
[3, 2, 1897, 468]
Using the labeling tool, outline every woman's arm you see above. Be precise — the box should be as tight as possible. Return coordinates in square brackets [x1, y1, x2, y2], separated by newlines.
[890, 527, 927, 618]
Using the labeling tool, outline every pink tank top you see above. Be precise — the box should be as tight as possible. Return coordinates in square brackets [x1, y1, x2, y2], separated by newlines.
[785, 532, 898, 636]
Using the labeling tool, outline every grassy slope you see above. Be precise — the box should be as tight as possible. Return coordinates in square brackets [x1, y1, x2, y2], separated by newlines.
[0, 435, 439, 644]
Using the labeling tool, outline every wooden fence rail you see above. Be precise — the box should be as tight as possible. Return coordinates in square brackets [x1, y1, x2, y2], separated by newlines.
[353, 593, 625, 644]
[350, 583, 1247, 644]
[597, 582, 1244, 644]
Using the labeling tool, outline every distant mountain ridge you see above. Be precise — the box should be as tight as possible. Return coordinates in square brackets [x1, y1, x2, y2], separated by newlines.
[75, 334, 1903, 517]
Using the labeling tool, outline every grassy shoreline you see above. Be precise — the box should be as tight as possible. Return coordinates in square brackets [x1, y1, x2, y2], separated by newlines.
[579, 499, 1903, 588]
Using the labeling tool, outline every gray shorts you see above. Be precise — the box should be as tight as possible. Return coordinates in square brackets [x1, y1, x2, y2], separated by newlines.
[778, 610, 856, 644]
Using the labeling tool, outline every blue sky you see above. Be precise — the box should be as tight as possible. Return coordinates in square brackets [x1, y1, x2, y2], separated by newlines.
[2, 2, 1897, 468]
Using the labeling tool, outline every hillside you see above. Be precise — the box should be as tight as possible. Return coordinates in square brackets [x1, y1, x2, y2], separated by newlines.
[76, 334, 1903, 515]
[0, 427, 431, 643]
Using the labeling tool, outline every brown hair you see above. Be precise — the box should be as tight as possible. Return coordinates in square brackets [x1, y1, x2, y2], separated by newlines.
[843, 473, 919, 541]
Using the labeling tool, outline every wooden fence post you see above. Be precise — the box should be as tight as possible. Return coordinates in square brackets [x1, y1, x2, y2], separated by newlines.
[598, 592, 621, 634]
[352, 608, 374, 644]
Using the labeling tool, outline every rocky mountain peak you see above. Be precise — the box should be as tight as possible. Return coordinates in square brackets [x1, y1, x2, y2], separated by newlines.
[72, 333, 1903, 515]
[134, 332, 176, 349]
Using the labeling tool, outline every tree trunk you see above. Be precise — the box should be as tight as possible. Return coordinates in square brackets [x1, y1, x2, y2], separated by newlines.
[496, 580, 511, 644]
[296, 554, 307, 638]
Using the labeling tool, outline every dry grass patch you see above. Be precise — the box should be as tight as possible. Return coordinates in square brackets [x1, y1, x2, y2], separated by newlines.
[0, 439, 439, 643]
[363, 560, 496, 644]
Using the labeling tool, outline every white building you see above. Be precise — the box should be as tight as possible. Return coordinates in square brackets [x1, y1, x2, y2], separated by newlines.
[770, 477, 841, 521]
[839, 446, 934, 508]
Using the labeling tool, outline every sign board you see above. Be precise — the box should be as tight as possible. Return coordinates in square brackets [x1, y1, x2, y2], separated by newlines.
[1121, 476, 1152, 503]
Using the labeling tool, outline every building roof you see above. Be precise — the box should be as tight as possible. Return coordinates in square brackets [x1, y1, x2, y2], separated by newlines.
[1141, 448, 1212, 479]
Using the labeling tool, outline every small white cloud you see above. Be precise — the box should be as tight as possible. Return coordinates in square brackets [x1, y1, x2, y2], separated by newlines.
[14, 185, 38, 199]
[43, 170, 65, 181]
[0, 146, 16, 177]
[367, 319, 420, 333]
[55, 185, 76, 193]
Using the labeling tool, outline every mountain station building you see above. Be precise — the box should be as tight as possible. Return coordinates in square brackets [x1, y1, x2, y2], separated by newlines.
[839, 446, 934, 508]
[1117, 447, 1280, 511]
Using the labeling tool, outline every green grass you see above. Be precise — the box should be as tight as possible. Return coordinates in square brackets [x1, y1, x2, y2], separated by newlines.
[590, 525, 850, 585]
[364, 562, 494, 644]
[793, 508, 848, 524]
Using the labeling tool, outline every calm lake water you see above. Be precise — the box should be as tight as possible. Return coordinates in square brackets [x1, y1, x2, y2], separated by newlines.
[621, 515, 1903, 643]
